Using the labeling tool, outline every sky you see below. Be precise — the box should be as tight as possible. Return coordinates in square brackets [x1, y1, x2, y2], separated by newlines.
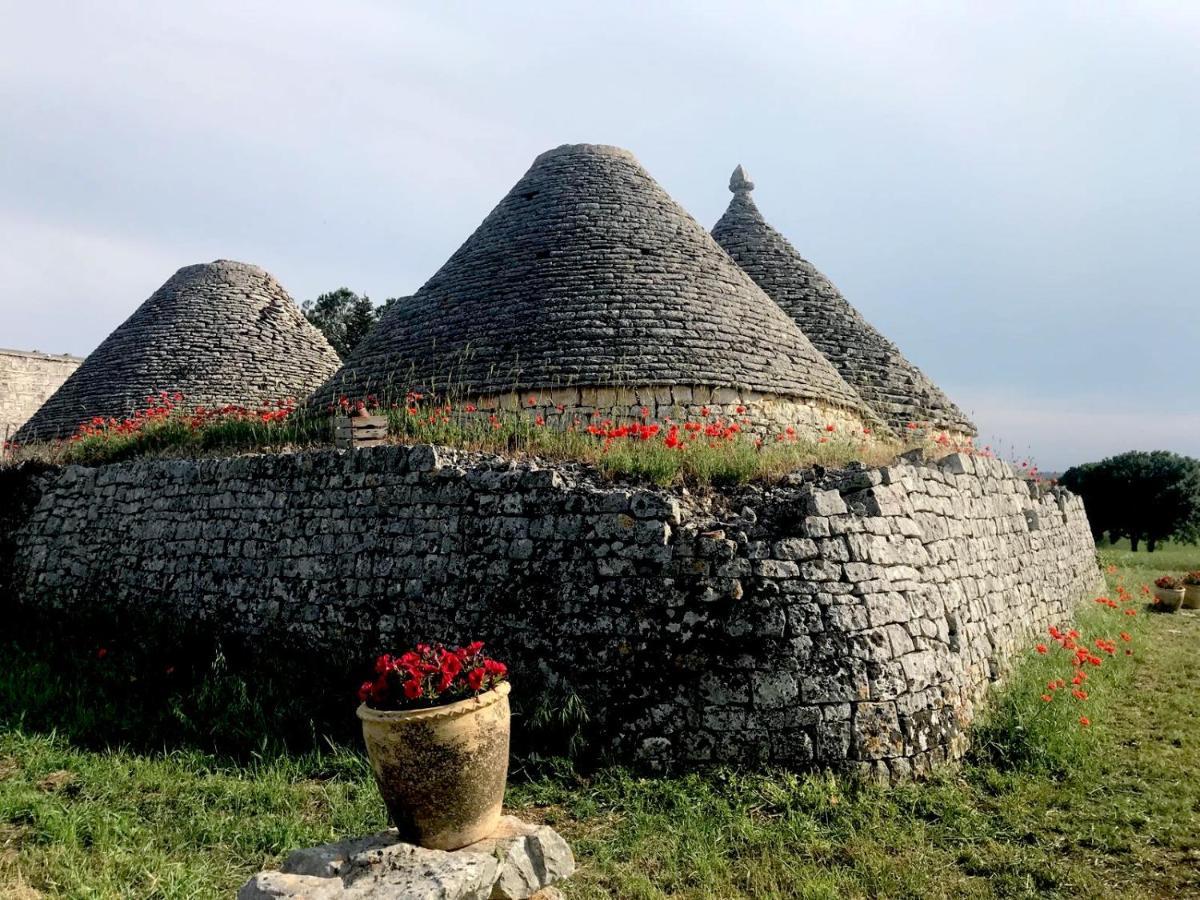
[2, 1, 1197, 471]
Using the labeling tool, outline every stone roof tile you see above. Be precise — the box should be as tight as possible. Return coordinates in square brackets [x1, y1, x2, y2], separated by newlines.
[712, 168, 976, 436]
[311, 144, 877, 422]
[15, 260, 341, 441]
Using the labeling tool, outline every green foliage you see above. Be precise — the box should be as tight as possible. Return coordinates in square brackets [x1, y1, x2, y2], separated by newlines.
[301, 288, 400, 359]
[1062, 450, 1200, 551]
[6, 395, 900, 488]
[968, 605, 1144, 776]
[0, 611, 349, 758]
[383, 403, 892, 487]
[54, 411, 327, 467]
[301, 287, 373, 359]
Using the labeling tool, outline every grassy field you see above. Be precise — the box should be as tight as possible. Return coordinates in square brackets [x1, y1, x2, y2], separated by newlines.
[1, 543, 1198, 898]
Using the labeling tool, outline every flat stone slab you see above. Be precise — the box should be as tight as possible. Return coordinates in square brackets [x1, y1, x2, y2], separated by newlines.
[238, 815, 574, 900]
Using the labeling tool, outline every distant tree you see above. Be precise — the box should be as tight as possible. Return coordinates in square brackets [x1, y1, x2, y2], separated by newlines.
[1060, 462, 1110, 542]
[1062, 451, 1200, 552]
[302, 289, 402, 359]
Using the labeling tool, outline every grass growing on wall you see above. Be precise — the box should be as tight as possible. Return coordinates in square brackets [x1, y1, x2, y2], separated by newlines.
[2, 394, 988, 487]
[2, 547, 1198, 897]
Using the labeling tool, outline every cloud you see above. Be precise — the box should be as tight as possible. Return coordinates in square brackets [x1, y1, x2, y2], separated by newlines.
[0, 1, 1196, 465]
[0, 213, 184, 357]
[963, 387, 1200, 471]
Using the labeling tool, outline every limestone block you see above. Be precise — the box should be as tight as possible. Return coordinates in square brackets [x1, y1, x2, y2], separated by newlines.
[242, 817, 573, 900]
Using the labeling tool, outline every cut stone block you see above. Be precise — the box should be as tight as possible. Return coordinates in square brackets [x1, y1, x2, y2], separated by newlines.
[238, 816, 574, 900]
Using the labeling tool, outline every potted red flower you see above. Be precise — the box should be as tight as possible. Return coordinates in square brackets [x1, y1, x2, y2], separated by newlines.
[1153, 575, 1185, 612]
[356, 642, 510, 850]
[1183, 571, 1200, 610]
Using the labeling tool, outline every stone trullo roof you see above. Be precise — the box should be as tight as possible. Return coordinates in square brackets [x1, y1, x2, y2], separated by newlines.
[712, 166, 977, 436]
[311, 144, 877, 422]
[15, 260, 341, 442]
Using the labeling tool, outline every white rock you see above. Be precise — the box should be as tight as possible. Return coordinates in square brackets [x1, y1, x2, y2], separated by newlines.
[237, 817, 574, 900]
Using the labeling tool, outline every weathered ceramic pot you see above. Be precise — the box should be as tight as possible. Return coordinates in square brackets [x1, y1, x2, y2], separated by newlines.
[1153, 586, 1184, 612]
[357, 681, 510, 850]
[1183, 584, 1200, 610]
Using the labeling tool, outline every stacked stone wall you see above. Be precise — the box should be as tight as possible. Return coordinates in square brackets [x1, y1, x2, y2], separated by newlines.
[466, 385, 874, 439]
[0, 349, 82, 446]
[1, 447, 1101, 777]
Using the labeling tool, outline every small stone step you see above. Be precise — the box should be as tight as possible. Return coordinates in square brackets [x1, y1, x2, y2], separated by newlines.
[237, 816, 574, 900]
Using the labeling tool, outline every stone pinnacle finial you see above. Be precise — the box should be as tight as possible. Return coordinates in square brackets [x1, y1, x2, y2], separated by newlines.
[729, 164, 754, 194]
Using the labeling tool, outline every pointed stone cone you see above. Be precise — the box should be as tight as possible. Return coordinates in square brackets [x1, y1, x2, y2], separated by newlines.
[312, 144, 884, 436]
[713, 167, 975, 437]
[15, 260, 341, 441]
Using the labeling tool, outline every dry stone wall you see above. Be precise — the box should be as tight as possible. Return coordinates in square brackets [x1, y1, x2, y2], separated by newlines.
[0, 349, 82, 445]
[465, 385, 873, 439]
[2, 447, 1101, 777]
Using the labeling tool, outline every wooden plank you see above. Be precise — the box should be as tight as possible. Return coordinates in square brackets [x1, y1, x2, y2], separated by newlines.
[335, 427, 388, 439]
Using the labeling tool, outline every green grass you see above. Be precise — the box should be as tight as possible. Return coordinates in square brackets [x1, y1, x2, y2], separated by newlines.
[2, 548, 1198, 898]
[4, 399, 926, 487]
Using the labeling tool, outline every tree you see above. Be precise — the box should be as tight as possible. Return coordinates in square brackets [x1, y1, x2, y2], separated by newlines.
[1062, 451, 1200, 552]
[301, 289, 402, 359]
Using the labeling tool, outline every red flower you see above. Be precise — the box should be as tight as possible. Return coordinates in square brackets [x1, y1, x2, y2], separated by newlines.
[1041, 694, 1053, 702]
[1036, 644, 1047, 654]
[825, 424, 835, 432]
[527, 395, 537, 407]
[1079, 716, 1090, 727]
[484, 659, 507, 679]
[96, 647, 108, 659]
[359, 641, 507, 710]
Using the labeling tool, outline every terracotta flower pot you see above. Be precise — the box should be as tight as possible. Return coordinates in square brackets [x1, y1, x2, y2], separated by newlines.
[357, 681, 510, 850]
[1184, 584, 1200, 610]
[1153, 586, 1184, 612]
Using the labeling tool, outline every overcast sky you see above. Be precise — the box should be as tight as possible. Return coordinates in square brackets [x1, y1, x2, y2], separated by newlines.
[2, 1, 1197, 470]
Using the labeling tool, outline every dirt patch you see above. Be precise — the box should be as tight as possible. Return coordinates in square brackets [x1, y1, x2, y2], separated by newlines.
[35, 770, 74, 793]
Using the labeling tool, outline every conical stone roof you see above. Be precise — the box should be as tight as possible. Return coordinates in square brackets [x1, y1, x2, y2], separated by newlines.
[15, 260, 341, 441]
[311, 144, 876, 423]
[713, 166, 976, 436]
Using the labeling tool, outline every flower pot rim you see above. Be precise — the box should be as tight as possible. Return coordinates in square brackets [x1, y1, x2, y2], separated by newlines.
[357, 680, 510, 723]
